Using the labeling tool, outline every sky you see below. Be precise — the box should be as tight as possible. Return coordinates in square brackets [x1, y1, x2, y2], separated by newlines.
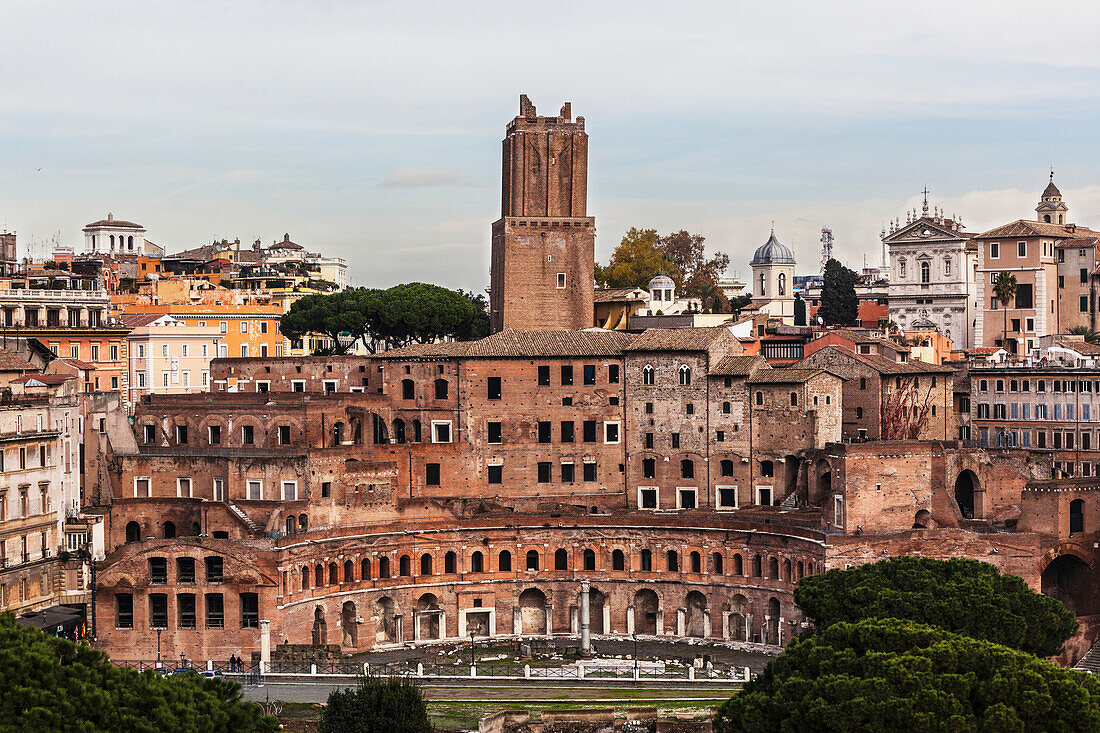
[3, 1, 1100, 291]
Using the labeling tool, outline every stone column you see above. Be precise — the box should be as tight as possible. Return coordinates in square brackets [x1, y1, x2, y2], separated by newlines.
[15, 306, 25, 327]
[440, 611, 448, 640]
[570, 605, 579, 635]
[762, 617, 771, 645]
[722, 612, 730, 640]
[703, 609, 712, 639]
[413, 613, 421, 641]
[777, 617, 784, 646]
[745, 613, 754, 643]
[544, 604, 553, 639]
[259, 620, 271, 674]
[394, 613, 404, 643]
[579, 580, 591, 654]
[602, 604, 610, 635]
[655, 607, 664, 635]
[513, 606, 522, 635]
[676, 608, 686, 637]
[626, 605, 635, 634]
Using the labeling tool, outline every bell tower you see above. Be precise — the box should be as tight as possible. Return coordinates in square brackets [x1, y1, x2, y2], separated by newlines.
[489, 95, 595, 332]
[1036, 170, 1069, 225]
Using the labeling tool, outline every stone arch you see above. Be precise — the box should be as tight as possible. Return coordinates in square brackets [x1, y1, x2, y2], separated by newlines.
[913, 509, 934, 529]
[378, 556, 390, 578]
[332, 420, 345, 446]
[733, 553, 744, 576]
[343, 559, 354, 583]
[730, 593, 748, 641]
[583, 548, 596, 571]
[612, 549, 626, 571]
[498, 550, 511, 571]
[588, 586, 606, 634]
[125, 521, 141, 543]
[554, 548, 568, 571]
[633, 588, 659, 634]
[1041, 554, 1098, 615]
[812, 459, 832, 504]
[519, 588, 548, 634]
[784, 455, 800, 498]
[162, 521, 176, 539]
[954, 470, 979, 519]
[470, 550, 484, 573]
[767, 597, 781, 644]
[328, 562, 338, 585]
[299, 514, 308, 532]
[300, 565, 309, 590]
[768, 557, 779, 579]
[783, 558, 792, 581]
[312, 606, 327, 646]
[399, 554, 411, 576]
[341, 601, 358, 647]
[420, 553, 433, 576]
[752, 553, 762, 577]
[374, 596, 397, 643]
[372, 413, 389, 444]
[685, 590, 707, 637]
[690, 551, 701, 573]
[526, 549, 540, 571]
[285, 516, 296, 535]
[360, 558, 371, 580]
[417, 593, 441, 640]
[411, 419, 422, 443]
[315, 564, 324, 586]
[444, 551, 457, 574]
[392, 419, 406, 444]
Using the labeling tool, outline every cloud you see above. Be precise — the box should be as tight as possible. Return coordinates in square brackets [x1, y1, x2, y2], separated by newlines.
[378, 168, 475, 189]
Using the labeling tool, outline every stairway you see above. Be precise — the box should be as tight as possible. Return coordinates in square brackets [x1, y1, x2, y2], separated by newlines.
[228, 503, 261, 535]
[779, 491, 799, 510]
[1074, 641, 1100, 674]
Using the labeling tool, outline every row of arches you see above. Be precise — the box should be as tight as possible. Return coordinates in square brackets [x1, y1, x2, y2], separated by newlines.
[125, 520, 200, 543]
[289, 546, 820, 595]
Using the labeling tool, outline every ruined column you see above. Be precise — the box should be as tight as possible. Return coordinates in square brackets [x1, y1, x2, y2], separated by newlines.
[676, 608, 686, 637]
[579, 580, 591, 654]
[777, 617, 784, 646]
[513, 606, 522, 635]
[744, 613, 754, 642]
[394, 613, 404, 643]
[602, 604, 610, 635]
[703, 609, 712, 639]
[626, 605, 635, 634]
[655, 607, 664, 635]
[413, 613, 421, 642]
[544, 604, 554, 639]
[259, 620, 271, 674]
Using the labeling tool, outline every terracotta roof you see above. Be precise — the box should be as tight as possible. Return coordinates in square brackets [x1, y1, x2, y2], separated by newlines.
[84, 216, 142, 229]
[799, 345, 955, 375]
[0, 349, 35, 372]
[54, 358, 97, 370]
[974, 220, 1100, 240]
[747, 368, 826, 384]
[381, 329, 635, 360]
[118, 314, 165, 328]
[1051, 338, 1100, 356]
[593, 287, 647, 303]
[710, 355, 769, 376]
[12, 374, 73, 385]
[625, 327, 729, 352]
[822, 329, 908, 351]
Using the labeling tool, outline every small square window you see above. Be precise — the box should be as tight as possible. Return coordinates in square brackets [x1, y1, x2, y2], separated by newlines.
[488, 465, 502, 484]
[556, 272, 567, 288]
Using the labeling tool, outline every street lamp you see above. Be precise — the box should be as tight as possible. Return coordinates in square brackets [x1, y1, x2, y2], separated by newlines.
[180, 651, 186, 670]
[632, 632, 638, 677]
[154, 627, 165, 665]
[469, 630, 475, 668]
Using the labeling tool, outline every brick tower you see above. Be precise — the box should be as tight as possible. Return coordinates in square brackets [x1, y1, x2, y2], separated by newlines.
[489, 95, 595, 332]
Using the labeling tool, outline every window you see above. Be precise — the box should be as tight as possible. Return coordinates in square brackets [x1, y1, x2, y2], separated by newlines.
[134, 477, 151, 498]
[537, 366, 550, 385]
[247, 480, 262, 501]
[240, 593, 259, 628]
[212, 478, 224, 502]
[115, 594, 134, 628]
[498, 550, 511, 571]
[1084, 268, 1090, 285]
[149, 594, 168, 628]
[604, 421, 620, 444]
[538, 421, 551, 443]
[561, 365, 573, 385]
[667, 550, 679, 572]
[560, 421, 574, 443]
[583, 364, 596, 385]
[583, 420, 597, 443]
[680, 459, 694, 479]
[990, 242, 999, 258]
[756, 486, 773, 506]
[291, 380, 305, 392]
[557, 272, 567, 288]
[143, 424, 156, 444]
[642, 365, 654, 385]
[208, 425, 221, 445]
[432, 421, 451, 443]
[240, 321, 248, 334]
[526, 550, 539, 571]
[760, 460, 774, 478]
[639, 486, 657, 508]
[686, 402, 694, 415]
[679, 365, 691, 385]
[717, 485, 738, 509]
[1082, 296, 1089, 313]
[402, 379, 415, 400]
[278, 425, 291, 444]
[1018, 241, 1026, 257]
[176, 425, 188, 444]
[537, 462, 552, 483]
[671, 433, 680, 449]
[242, 425, 254, 445]
[488, 421, 502, 444]
[583, 461, 597, 482]
[149, 557, 168, 584]
[281, 481, 298, 500]
[920, 261, 930, 283]
[640, 549, 652, 571]
[722, 401, 731, 414]
[608, 364, 620, 383]
[643, 458, 656, 478]
[561, 462, 575, 483]
[645, 432, 654, 448]
[426, 463, 440, 486]
[487, 376, 502, 400]
[678, 488, 697, 509]
[177, 477, 192, 498]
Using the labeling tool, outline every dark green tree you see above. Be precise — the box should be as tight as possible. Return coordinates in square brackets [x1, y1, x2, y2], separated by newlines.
[714, 618, 1100, 733]
[280, 289, 376, 354]
[728, 293, 753, 318]
[992, 270, 1018, 349]
[320, 675, 432, 733]
[455, 289, 491, 340]
[595, 228, 676, 289]
[793, 292, 807, 326]
[818, 258, 858, 325]
[794, 556, 1077, 657]
[0, 613, 277, 732]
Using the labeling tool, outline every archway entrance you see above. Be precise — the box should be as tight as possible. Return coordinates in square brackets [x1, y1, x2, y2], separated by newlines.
[416, 593, 441, 640]
[311, 607, 327, 646]
[954, 470, 978, 519]
[374, 596, 397, 643]
[1042, 555, 1097, 615]
[587, 587, 606, 634]
[767, 597, 781, 644]
[634, 589, 659, 634]
[730, 594, 747, 641]
[685, 591, 707, 637]
[519, 588, 547, 634]
[341, 601, 357, 648]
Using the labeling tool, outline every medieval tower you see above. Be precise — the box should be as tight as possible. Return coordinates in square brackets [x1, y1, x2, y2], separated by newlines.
[489, 95, 595, 332]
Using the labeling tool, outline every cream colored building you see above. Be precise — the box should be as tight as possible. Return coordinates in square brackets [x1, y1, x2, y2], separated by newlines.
[749, 229, 796, 324]
[123, 315, 221, 406]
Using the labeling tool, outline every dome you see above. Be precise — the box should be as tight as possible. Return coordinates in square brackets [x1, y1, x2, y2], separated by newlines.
[648, 275, 675, 290]
[752, 231, 795, 264]
[1043, 178, 1061, 199]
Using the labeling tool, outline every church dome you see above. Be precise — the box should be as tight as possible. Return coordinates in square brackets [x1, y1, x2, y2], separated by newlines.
[648, 275, 675, 291]
[1043, 178, 1061, 199]
[752, 231, 795, 264]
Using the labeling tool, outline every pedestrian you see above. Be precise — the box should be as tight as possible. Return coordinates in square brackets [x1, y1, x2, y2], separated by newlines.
[229, 653, 237, 672]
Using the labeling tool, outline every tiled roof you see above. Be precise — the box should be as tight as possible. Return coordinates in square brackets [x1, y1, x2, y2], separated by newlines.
[710, 355, 768, 376]
[821, 329, 908, 351]
[12, 374, 73, 385]
[799, 345, 955, 374]
[1051, 338, 1100, 356]
[118, 314, 165, 328]
[747, 368, 826, 384]
[0, 349, 35, 372]
[54, 358, 97, 370]
[381, 329, 635, 360]
[625, 327, 729, 352]
[85, 217, 142, 229]
[593, 287, 647, 303]
[975, 220, 1100, 240]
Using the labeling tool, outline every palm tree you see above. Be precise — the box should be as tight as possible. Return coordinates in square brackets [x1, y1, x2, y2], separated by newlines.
[1068, 325, 1100, 344]
[691, 281, 724, 313]
[992, 271, 1017, 353]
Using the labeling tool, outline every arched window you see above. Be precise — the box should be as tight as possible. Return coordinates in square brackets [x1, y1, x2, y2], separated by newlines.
[470, 551, 484, 573]
[127, 235, 134, 250]
[760, 460, 774, 477]
[755, 391, 763, 405]
[712, 552, 724, 574]
[681, 459, 694, 479]
[361, 558, 371, 580]
[298, 514, 307, 532]
[768, 557, 779, 579]
[679, 365, 691, 386]
[315, 564, 324, 586]
[1045, 214, 1052, 223]
[555, 548, 568, 570]
[899, 259, 906, 279]
[921, 261, 930, 283]
[790, 392, 797, 406]
[856, 406, 863, 418]
[752, 554, 762, 577]
[301, 566, 310, 589]
[392, 419, 406, 444]
[667, 550, 679, 572]
[401, 379, 414, 400]
[420, 554, 433, 576]
[721, 459, 734, 477]
[399, 555, 411, 576]
[412, 420, 422, 443]
[722, 401, 731, 414]
[444, 551, 456, 574]
[125, 521, 141, 543]
[760, 272, 766, 296]
[612, 549, 625, 571]
[690, 551, 701, 573]
[498, 550, 511, 571]
[328, 562, 338, 584]
[733, 553, 744, 575]
[944, 257, 952, 276]
[286, 516, 296, 535]
[583, 549, 596, 570]
[859, 377, 867, 390]
[526, 549, 540, 571]
[642, 365, 654, 385]
[378, 556, 390, 578]
[640, 549, 652, 571]
[434, 379, 449, 400]
[162, 521, 176, 539]
[1071, 499, 1085, 534]
[778, 272, 786, 296]
[343, 560, 354, 582]
[783, 558, 792, 581]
